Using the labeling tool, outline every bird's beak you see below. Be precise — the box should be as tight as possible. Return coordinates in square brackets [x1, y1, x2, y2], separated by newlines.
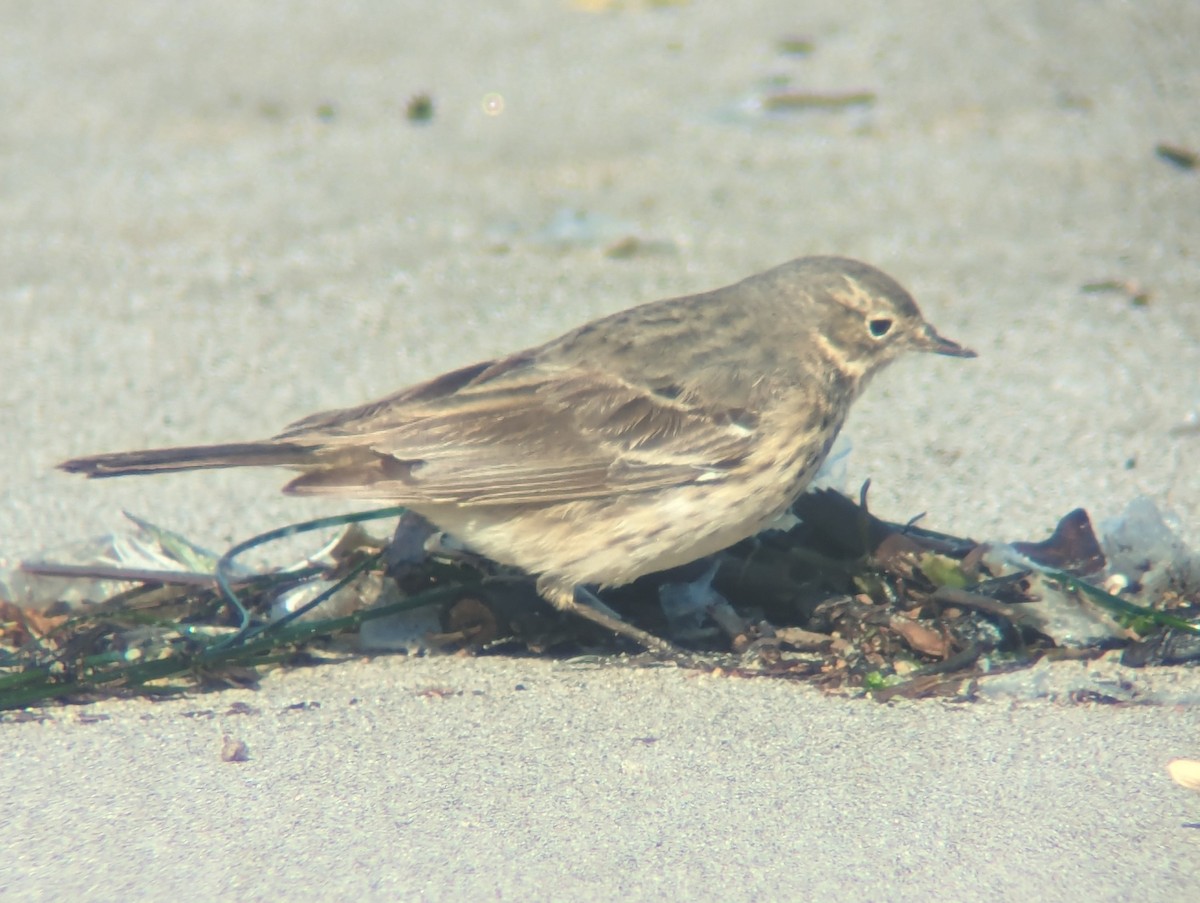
[915, 324, 976, 358]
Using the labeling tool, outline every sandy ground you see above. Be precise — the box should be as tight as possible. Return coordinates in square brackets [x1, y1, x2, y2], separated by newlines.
[2, 1, 1199, 899]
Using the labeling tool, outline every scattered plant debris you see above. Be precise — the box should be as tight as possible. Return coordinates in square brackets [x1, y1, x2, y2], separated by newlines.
[3, 490, 1196, 709]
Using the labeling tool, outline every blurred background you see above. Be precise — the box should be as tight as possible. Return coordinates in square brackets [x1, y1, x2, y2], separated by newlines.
[2, 0, 1197, 561]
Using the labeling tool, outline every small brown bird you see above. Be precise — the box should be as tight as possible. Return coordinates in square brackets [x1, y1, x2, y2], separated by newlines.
[61, 256, 974, 653]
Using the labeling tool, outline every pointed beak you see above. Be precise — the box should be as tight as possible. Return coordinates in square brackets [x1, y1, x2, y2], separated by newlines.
[915, 324, 976, 358]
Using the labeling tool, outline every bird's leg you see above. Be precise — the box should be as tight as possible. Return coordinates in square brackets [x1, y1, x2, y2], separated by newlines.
[659, 559, 778, 654]
[658, 559, 726, 639]
[536, 577, 684, 657]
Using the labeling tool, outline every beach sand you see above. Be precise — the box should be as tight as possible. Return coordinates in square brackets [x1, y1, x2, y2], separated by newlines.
[2, 2, 1198, 899]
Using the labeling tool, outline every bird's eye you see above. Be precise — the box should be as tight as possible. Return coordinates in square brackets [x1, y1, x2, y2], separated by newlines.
[868, 317, 894, 338]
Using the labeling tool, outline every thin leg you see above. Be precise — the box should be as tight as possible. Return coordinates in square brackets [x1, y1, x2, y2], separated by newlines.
[658, 559, 723, 636]
[537, 578, 685, 657]
[657, 559, 774, 653]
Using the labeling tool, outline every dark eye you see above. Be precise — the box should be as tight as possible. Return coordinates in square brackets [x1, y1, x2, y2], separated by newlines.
[868, 318, 894, 338]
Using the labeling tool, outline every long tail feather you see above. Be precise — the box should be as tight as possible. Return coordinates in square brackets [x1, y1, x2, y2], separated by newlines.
[59, 442, 313, 478]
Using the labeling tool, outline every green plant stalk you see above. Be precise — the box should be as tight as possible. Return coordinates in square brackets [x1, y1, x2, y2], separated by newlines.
[1040, 567, 1200, 635]
[0, 579, 471, 711]
[215, 507, 408, 635]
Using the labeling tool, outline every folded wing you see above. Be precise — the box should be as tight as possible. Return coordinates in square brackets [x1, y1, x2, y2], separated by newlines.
[279, 355, 761, 505]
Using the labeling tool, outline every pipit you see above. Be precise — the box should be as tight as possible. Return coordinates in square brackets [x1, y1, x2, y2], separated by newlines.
[61, 256, 975, 654]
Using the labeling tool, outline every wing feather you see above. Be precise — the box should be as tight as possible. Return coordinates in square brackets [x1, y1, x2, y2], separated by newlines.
[278, 355, 762, 505]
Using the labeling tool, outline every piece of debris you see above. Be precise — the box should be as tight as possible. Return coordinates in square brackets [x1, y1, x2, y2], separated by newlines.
[1012, 508, 1105, 575]
[776, 36, 816, 56]
[1155, 143, 1198, 171]
[1168, 759, 1200, 792]
[760, 90, 876, 112]
[1081, 279, 1152, 306]
[406, 93, 434, 123]
[220, 735, 250, 763]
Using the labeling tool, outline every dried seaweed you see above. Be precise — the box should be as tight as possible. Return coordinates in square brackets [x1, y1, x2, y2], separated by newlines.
[3, 488, 1197, 709]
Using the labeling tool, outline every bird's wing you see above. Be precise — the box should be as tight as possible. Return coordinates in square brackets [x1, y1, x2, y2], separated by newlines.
[277, 355, 762, 504]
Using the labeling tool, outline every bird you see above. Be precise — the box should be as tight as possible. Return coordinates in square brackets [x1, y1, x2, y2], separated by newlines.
[60, 256, 975, 654]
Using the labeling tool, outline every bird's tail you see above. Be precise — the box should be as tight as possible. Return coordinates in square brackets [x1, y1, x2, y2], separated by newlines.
[59, 442, 314, 478]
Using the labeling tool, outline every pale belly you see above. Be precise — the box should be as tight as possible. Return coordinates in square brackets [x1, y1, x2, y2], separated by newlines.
[412, 424, 839, 589]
